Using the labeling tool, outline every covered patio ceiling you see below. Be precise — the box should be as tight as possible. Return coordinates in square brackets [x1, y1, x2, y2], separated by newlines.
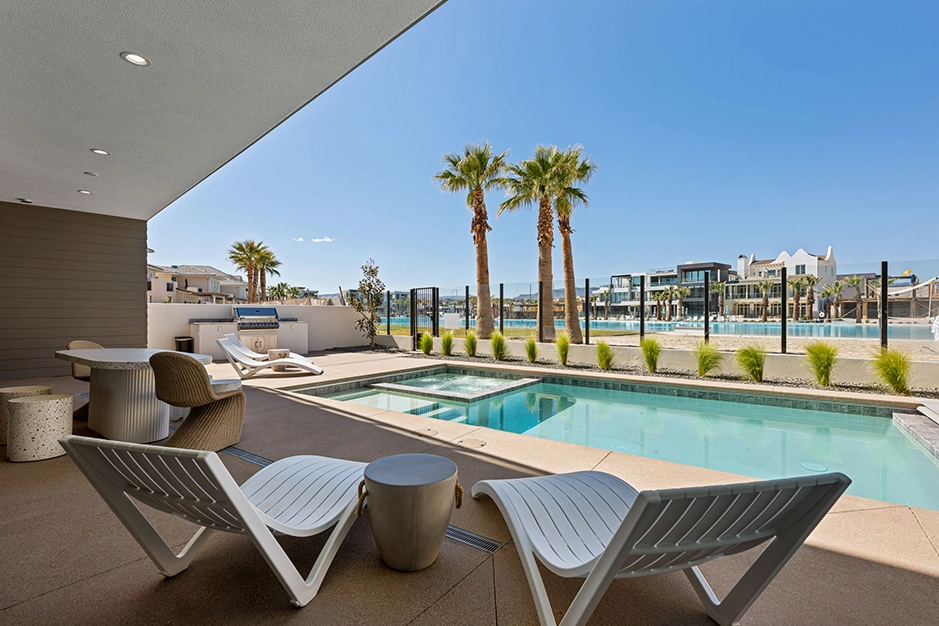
[0, 0, 445, 220]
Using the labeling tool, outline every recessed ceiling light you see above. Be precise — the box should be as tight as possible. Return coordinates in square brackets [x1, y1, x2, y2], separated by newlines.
[16, 198, 33, 204]
[84, 171, 98, 176]
[78, 190, 93, 195]
[90, 149, 109, 155]
[120, 52, 150, 67]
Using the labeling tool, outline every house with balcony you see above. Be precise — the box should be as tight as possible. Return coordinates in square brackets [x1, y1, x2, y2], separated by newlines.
[604, 263, 729, 318]
[729, 247, 837, 319]
[149, 265, 247, 305]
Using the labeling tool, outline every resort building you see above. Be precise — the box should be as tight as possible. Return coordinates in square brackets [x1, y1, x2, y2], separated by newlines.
[604, 262, 730, 318]
[728, 247, 838, 319]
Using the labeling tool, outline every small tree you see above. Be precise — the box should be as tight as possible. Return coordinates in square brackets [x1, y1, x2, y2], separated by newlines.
[349, 259, 386, 348]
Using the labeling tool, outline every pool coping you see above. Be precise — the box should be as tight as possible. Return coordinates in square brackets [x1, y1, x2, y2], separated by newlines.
[893, 412, 939, 460]
[372, 376, 541, 403]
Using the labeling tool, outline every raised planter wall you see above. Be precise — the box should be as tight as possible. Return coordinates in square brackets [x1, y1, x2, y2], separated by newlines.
[375, 334, 939, 389]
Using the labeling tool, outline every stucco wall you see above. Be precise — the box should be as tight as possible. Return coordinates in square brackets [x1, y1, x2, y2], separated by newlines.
[148, 304, 368, 355]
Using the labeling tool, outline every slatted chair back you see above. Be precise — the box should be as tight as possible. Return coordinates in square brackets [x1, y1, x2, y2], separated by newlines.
[61, 435, 252, 534]
[66, 339, 103, 381]
[150, 351, 218, 408]
[608, 473, 849, 578]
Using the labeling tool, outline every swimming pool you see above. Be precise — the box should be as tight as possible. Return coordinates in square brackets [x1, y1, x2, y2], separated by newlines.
[381, 317, 934, 340]
[317, 370, 939, 511]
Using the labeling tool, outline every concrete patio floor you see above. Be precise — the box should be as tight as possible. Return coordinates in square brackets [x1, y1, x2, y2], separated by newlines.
[2, 350, 938, 625]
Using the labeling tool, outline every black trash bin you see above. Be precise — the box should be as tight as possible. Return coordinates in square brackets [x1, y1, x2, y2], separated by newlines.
[174, 336, 194, 353]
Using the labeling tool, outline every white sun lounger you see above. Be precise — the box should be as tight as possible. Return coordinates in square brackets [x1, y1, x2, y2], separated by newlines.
[473, 470, 849, 626]
[223, 333, 309, 362]
[218, 337, 323, 379]
[917, 400, 939, 426]
[60, 435, 366, 607]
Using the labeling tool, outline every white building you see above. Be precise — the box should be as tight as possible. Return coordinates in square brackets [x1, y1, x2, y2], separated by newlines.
[730, 247, 837, 319]
[148, 265, 248, 304]
[737, 246, 837, 283]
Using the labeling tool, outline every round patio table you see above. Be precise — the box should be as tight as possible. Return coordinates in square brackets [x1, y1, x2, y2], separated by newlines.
[55, 348, 212, 443]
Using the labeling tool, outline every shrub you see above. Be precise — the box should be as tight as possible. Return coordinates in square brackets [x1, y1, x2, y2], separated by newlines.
[872, 348, 912, 395]
[640, 338, 661, 373]
[491, 331, 507, 361]
[556, 331, 570, 367]
[804, 341, 838, 386]
[694, 341, 723, 377]
[419, 332, 434, 355]
[440, 330, 453, 356]
[524, 336, 538, 363]
[464, 330, 477, 357]
[736, 345, 766, 382]
[596, 341, 614, 370]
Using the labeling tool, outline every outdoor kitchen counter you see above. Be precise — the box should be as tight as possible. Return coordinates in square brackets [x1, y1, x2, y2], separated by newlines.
[56, 349, 212, 443]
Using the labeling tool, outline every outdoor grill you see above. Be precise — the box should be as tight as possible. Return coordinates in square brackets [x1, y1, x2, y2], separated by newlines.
[234, 306, 280, 330]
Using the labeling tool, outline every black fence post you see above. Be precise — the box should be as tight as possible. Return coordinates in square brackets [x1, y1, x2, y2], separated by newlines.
[499, 283, 504, 334]
[584, 278, 591, 345]
[881, 261, 888, 348]
[465, 285, 470, 333]
[432, 287, 439, 336]
[704, 273, 710, 343]
[409, 288, 417, 351]
[639, 275, 646, 340]
[386, 290, 391, 335]
[780, 267, 787, 354]
[538, 281, 545, 343]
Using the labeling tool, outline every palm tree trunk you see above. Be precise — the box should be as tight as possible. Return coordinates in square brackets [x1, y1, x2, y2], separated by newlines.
[718, 293, 724, 319]
[247, 264, 255, 303]
[471, 189, 495, 339]
[536, 196, 556, 342]
[792, 293, 800, 322]
[260, 271, 267, 303]
[806, 289, 815, 322]
[856, 295, 862, 322]
[761, 293, 769, 322]
[558, 215, 583, 343]
[677, 297, 683, 320]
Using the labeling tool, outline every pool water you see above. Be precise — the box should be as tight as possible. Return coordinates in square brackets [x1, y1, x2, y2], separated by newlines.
[390, 373, 511, 394]
[329, 382, 939, 511]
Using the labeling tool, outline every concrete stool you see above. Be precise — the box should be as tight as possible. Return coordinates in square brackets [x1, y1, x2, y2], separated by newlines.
[359, 453, 462, 571]
[0, 385, 52, 445]
[7, 394, 73, 462]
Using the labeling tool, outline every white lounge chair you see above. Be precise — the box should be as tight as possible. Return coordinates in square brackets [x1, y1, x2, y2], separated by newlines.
[473, 470, 849, 626]
[218, 337, 324, 379]
[917, 400, 939, 426]
[223, 333, 309, 362]
[60, 435, 366, 607]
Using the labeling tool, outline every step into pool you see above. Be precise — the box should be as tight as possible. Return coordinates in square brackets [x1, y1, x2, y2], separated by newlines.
[322, 373, 939, 511]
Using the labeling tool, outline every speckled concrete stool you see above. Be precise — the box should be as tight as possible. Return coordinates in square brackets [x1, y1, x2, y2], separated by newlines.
[7, 394, 73, 462]
[0, 385, 52, 445]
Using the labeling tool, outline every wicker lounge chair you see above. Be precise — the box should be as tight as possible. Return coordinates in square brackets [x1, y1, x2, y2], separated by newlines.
[218, 337, 323, 379]
[473, 470, 850, 626]
[66, 339, 102, 420]
[149, 351, 245, 451]
[60, 435, 367, 607]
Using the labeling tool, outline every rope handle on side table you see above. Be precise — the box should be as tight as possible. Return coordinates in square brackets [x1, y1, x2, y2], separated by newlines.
[356, 477, 464, 516]
[356, 480, 368, 517]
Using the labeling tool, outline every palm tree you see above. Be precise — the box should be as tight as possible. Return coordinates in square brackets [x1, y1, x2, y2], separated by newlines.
[803, 275, 822, 322]
[710, 281, 726, 319]
[757, 280, 775, 322]
[842, 275, 864, 322]
[501, 146, 579, 342]
[653, 292, 665, 321]
[227, 239, 261, 303]
[553, 146, 596, 344]
[820, 284, 835, 322]
[435, 142, 507, 339]
[828, 280, 844, 321]
[676, 286, 691, 320]
[268, 282, 290, 301]
[662, 285, 676, 321]
[788, 277, 807, 322]
[256, 246, 281, 303]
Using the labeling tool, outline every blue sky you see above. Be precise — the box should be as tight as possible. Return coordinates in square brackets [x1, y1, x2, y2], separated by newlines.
[148, 0, 939, 292]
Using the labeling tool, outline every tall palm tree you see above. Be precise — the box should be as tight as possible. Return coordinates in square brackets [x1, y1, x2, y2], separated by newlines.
[553, 146, 596, 344]
[501, 146, 580, 342]
[820, 284, 836, 322]
[803, 275, 822, 321]
[653, 292, 665, 321]
[757, 280, 775, 322]
[710, 281, 726, 319]
[227, 239, 260, 303]
[256, 246, 281, 303]
[828, 280, 844, 321]
[435, 142, 508, 339]
[676, 286, 691, 320]
[788, 277, 807, 322]
[842, 275, 864, 322]
[664, 285, 678, 321]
